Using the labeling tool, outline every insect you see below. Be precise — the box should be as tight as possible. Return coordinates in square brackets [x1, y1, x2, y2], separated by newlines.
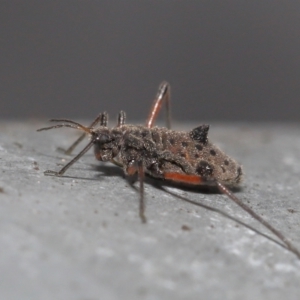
[38, 82, 300, 259]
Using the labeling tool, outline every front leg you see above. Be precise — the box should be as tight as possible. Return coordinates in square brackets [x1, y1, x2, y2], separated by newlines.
[123, 158, 147, 223]
[62, 112, 108, 155]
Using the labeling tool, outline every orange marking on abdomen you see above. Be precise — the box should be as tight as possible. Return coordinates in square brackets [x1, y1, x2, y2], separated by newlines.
[127, 165, 138, 175]
[164, 172, 203, 185]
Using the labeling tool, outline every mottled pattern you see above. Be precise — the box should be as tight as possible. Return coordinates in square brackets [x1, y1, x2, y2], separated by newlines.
[92, 124, 243, 186]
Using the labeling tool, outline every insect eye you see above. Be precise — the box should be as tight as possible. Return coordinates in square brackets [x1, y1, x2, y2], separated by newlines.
[97, 134, 110, 143]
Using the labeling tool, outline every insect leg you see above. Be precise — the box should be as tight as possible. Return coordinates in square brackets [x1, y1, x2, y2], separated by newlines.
[216, 181, 300, 259]
[117, 111, 126, 127]
[162, 171, 300, 258]
[125, 160, 147, 223]
[138, 161, 147, 223]
[63, 112, 108, 155]
[44, 140, 94, 176]
[146, 81, 171, 129]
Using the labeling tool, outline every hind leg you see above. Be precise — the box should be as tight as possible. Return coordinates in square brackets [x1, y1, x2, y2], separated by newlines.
[146, 82, 171, 129]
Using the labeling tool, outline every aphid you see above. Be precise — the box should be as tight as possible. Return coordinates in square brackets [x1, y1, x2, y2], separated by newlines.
[37, 82, 300, 259]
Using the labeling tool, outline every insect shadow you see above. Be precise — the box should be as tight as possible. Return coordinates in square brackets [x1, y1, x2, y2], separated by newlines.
[60, 161, 286, 252]
[157, 185, 286, 251]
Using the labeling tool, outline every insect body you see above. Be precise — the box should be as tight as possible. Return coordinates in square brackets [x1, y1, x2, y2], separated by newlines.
[95, 123, 242, 186]
[38, 82, 300, 259]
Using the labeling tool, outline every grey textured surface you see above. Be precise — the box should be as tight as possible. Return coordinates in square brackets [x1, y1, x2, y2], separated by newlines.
[1, 121, 300, 300]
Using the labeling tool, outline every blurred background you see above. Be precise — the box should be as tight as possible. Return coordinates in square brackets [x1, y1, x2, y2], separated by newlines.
[1, 1, 300, 122]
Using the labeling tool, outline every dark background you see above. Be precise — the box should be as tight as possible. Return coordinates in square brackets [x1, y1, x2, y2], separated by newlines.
[1, 1, 300, 122]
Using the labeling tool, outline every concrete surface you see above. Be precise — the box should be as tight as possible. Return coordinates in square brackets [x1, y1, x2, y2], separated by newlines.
[0, 120, 300, 300]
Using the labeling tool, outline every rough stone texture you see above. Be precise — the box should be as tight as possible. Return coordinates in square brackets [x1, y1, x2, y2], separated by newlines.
[1, 120, 300, 300]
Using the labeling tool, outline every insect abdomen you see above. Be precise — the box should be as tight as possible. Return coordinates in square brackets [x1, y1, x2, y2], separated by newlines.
[151, 127, 243, 186]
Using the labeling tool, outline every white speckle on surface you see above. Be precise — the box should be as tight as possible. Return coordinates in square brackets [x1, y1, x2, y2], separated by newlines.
[283, 156, 295, 166]
[27, 157, 36, 161]
[141, 236, 158, 244]
[95, 247, 115, 258]
[128, 253, 143, 264]
[274, 262, 300, 273]
[283, 155, 300, 173]
[160, 279, 176, 290]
